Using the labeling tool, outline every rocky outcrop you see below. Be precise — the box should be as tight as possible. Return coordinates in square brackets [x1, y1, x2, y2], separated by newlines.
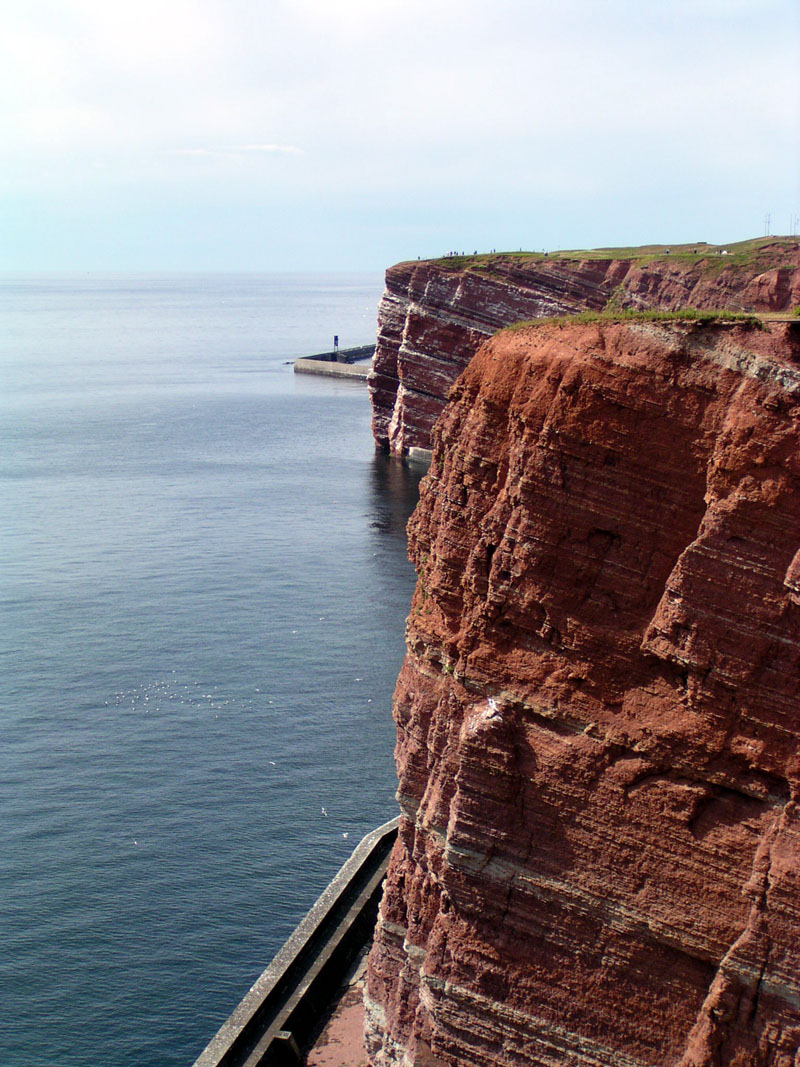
[365, 319, 800, 1066]
[368, 241, 800, 456]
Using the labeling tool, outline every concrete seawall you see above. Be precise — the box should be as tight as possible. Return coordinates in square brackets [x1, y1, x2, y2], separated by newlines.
[192, 817, 399, 1067]
[304, 345, 376, 364]
[294, 344, 375, 381]
[294, 358, 371, 381]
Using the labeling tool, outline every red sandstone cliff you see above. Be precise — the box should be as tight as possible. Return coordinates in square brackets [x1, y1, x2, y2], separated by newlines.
[368, 240, 800, 456]
[365, 319, 800, 1066]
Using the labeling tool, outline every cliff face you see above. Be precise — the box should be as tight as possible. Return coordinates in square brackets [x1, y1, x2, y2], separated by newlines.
[365, 320, 800, 1066]
[367, 241, 800, 456]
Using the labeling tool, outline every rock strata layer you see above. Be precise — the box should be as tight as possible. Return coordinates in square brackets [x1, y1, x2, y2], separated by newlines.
[368, 242, 800, 456]
[366, 320, 800, 1066]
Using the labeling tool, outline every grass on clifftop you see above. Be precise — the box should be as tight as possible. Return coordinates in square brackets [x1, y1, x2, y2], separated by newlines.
[425, 236, 799, 275]
[504, 307, 765, 332]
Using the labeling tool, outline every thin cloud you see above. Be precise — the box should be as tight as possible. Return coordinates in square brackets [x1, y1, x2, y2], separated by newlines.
[165, 144, 303, 157]
[239, 144, 303, 154]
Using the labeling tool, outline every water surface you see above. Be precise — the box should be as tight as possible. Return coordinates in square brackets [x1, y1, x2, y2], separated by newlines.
[0, 273, 422, 1065]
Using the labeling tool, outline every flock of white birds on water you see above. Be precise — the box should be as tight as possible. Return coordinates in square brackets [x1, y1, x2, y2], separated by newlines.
[107, 669, 371, 847]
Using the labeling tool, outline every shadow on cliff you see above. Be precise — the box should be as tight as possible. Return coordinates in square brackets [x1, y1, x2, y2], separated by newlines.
[368, 454, 427, 540]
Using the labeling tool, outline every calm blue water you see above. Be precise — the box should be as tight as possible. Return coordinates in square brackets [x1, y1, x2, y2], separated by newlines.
[0, 274, 422, 1066]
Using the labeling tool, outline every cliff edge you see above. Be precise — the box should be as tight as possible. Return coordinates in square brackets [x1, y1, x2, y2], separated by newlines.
[368, 239, 800, 456]
[366, 318, 800, 1065]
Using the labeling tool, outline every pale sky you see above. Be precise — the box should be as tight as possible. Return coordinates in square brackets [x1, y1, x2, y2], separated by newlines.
[2, 0, 798, 270]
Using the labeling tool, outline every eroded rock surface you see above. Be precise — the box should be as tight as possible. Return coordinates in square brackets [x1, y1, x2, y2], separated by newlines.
[366, 320, 800, 1066]
[368, 243, 800, 456]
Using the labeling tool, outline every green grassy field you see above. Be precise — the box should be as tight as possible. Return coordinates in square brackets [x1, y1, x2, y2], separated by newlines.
[425, 236, 800, 275]
[504, 308, 767, 333]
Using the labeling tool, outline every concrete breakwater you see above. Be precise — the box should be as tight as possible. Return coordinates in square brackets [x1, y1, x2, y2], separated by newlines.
[193, 817, 399, 1067]
[294, 359, 371, 381]
[294, 344, 375, 381]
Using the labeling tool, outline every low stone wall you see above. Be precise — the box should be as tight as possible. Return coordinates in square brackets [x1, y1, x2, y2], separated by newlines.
[192, 817, 399, 1067]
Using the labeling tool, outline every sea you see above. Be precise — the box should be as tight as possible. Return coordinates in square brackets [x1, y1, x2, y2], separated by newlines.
[0, 273, 424, 1066]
